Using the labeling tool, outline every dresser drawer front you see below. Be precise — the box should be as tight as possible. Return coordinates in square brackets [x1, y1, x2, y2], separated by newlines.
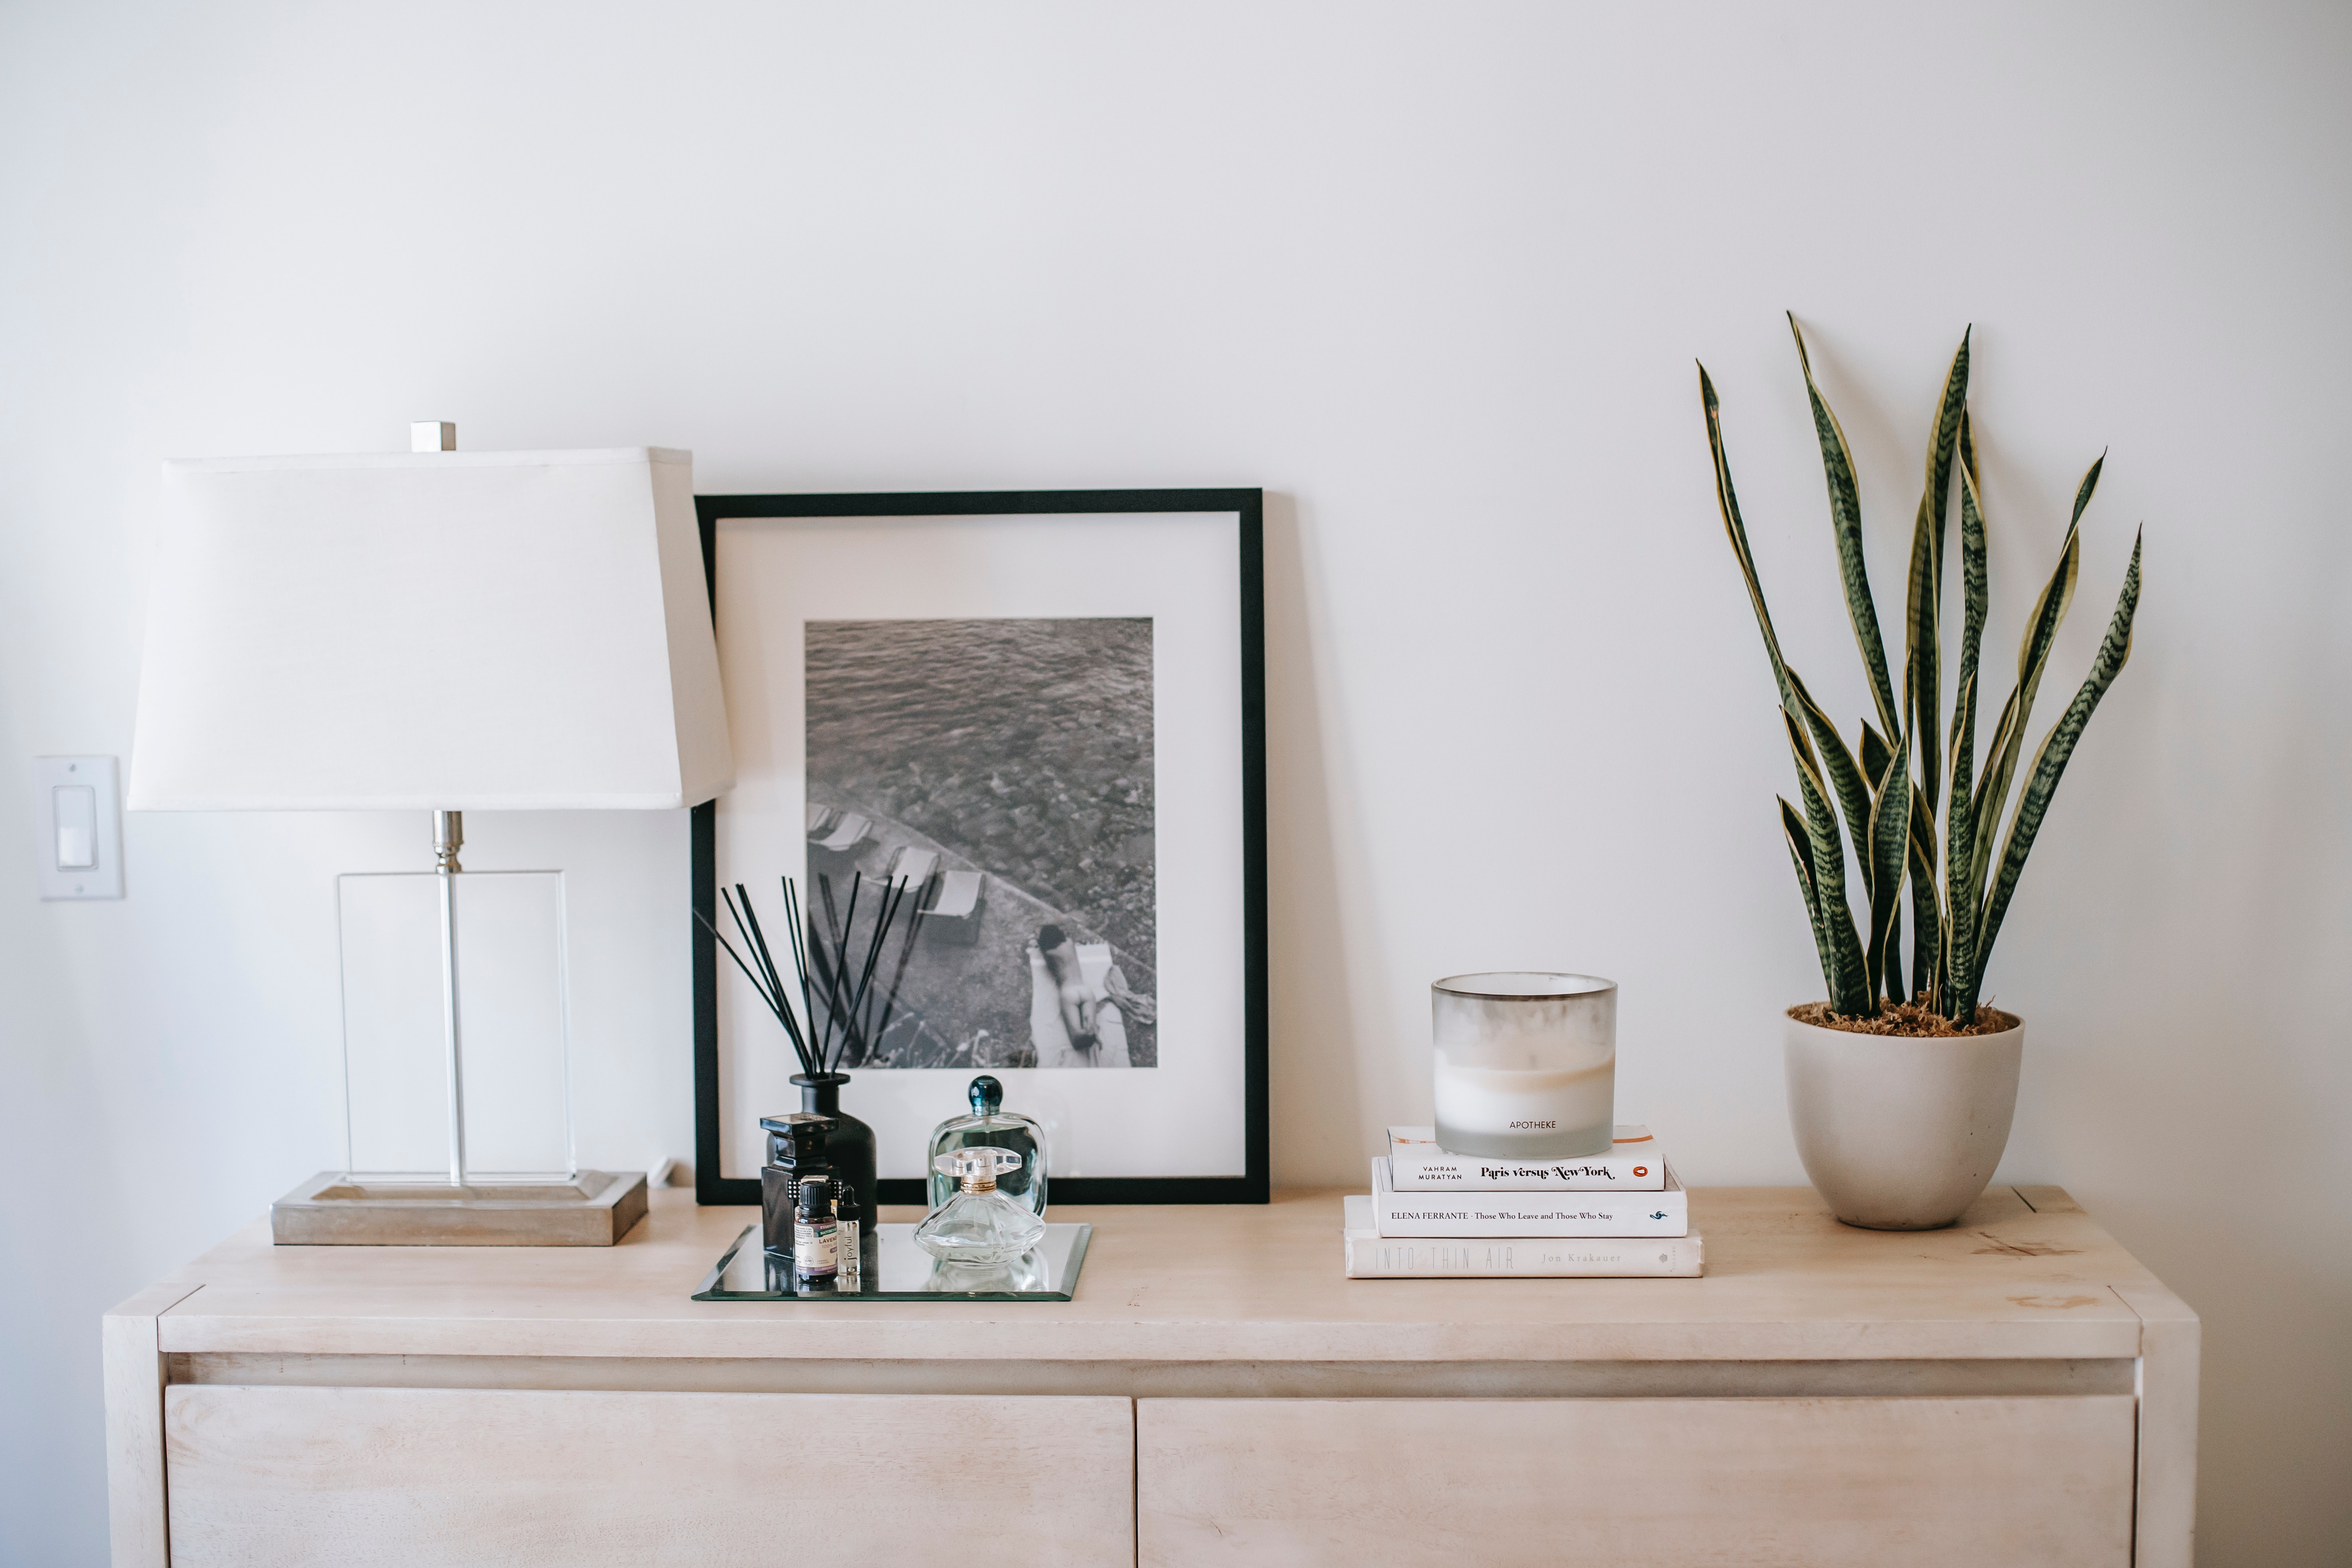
[166, 1385, 1134, 1568]
[1137, 1394, 2135, 1567]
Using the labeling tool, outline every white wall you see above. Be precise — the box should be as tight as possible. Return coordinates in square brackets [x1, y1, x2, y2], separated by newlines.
[4, 2, 2346, 1560]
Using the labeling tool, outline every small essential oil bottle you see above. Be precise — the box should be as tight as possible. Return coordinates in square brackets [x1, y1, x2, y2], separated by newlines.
[793, 1175, 840, 1287]
[832, 1169, 865, 1286]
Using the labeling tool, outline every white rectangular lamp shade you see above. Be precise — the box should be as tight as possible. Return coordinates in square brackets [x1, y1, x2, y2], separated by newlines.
[130, 447, 733, 811]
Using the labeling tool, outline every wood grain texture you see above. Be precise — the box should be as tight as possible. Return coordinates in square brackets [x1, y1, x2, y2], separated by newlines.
[165, 1385, 1134, 1568]
[2013, 1184, 2085, 1215]
[1136, 1395, 2137, 1567]
[103, 1283, 202, 1568]
[151, 1185, 2166, 1363]
[2113, 1281, 2201, 1568]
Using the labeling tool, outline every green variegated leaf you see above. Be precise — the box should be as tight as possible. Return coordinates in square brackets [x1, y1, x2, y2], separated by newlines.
[1903, 492, 1941, 817]
[1904, 330, 1970, 822]
[1788, 315, 1902, 739]
[2071, 452, 2107, 529]
[2018, 503, 2085, 684]
[1969, 687, 2017, 887]
[1860, 720, 1892, 793]
[1943, 670, 1982, 1018]
[1700, 364, 1796, 711]
[1907, 786, 1942, 1003]
[1884, 902, 1904, 1007]
[1945, 431, 1988, 1015]
[1970, 531, 2142, 1005]
[1785, 710, 1837, 846]
[1787, 667, 1872, 894]
[1971, 499, 2084, 901]
[1864, 737, 1911, 1006]
[1788, 710, 1871, 1015]
[1951, 420, 1989, 768]
[1921, 330, 1971, 585]
[1781, 796, 1833, 995]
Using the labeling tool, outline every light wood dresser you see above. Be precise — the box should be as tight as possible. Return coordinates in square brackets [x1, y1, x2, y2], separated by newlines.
[105, 1184, 2195, 1566]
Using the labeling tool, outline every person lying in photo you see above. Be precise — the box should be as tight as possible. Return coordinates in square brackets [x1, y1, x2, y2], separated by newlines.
[1037, 924, 1098, 1053]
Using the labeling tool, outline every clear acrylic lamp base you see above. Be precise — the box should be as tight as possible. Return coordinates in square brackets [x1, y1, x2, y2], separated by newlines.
[267, 864, 645, 1246]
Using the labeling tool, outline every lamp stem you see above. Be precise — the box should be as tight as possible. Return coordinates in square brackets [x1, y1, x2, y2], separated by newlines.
[434, 809, 467, 1187]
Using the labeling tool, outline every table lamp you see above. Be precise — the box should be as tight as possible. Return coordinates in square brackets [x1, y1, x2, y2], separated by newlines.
[129, 424, 733, 1244]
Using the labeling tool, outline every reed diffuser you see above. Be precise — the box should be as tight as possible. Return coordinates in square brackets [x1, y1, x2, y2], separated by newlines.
[699, 871, 923, 1223]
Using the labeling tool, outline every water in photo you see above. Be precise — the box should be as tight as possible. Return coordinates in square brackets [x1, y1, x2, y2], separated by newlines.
[802, 617, 1157, 1068]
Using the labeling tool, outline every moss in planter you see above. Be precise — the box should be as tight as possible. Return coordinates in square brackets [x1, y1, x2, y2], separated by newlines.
[1788, 1000, 2018, 1037]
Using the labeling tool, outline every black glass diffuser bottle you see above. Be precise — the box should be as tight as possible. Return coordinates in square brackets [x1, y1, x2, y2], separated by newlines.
[759, 1111, 834, 1257]
[786, 1072, 878, 1227]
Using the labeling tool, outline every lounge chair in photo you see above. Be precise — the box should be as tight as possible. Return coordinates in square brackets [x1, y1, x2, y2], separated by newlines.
[885, 845, 940, 896]
[921, 869, 985, 944]
[885, 844, 939, 884]
[806, 803, 839, 836]
[809, 812, 871, 857]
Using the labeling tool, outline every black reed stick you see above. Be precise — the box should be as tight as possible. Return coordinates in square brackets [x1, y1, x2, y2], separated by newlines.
[704, 867, 922, 1080]
[697, 903, 815, 1077]
[781, 877, 820, 1061]
[814, 873, 859, 1066]
[843, 872, 912, 1070]
[728, 885, 799, 1060]
[867, 871, 928, 1057]
[724, 885, 817, 1076]
[833, 878, 894, 1073]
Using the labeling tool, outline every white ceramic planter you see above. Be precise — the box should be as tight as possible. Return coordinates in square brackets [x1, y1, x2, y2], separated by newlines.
[1783, 1010, 2024, 1230]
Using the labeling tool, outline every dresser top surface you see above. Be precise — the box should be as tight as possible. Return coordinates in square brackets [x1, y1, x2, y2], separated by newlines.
[130, 1185, 2185, 1363]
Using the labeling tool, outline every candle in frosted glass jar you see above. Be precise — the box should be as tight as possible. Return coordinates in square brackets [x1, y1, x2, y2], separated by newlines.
[1431, 972, 1616, 1158]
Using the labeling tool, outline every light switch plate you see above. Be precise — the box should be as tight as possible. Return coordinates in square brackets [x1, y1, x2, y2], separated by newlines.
[35, 756, 123, 900]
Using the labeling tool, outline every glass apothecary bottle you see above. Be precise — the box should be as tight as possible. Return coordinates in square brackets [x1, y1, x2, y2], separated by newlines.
[927, 1074, 1047, 1216]
[914, 1147, 1047, 1265]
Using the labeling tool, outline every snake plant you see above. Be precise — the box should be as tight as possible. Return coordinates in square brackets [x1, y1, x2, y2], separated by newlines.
[1700, 319, 2143, 1022]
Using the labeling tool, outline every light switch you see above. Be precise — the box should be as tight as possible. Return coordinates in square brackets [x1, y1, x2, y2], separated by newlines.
[34, 756, 123, 900]
[54, 786, 97, 868]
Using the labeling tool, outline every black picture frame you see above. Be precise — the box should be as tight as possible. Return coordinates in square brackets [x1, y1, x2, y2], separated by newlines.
[692, 489, 1269, 1207]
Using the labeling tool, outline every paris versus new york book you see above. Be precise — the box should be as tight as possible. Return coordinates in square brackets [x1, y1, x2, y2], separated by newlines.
[1370, 1156, 1688, 1238]
[1384, 1124, 1668, 1191]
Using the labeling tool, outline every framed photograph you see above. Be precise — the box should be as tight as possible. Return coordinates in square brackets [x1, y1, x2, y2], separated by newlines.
[692, 489, 1268, 1206]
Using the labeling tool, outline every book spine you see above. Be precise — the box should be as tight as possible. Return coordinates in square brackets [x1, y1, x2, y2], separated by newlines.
[1344, 1233, 1703, 1278]
[1385, 1156, 1666, 1192]
[1373, 1191, 1688, 1238]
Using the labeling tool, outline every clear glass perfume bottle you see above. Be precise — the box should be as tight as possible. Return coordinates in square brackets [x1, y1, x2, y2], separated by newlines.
[923, 1246, 1050, 1295]
[914, 1147, 1047, 1265]
[926, 1074, 1048, 1217]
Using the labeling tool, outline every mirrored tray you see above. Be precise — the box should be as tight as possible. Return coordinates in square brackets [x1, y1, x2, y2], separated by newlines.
[693, 1222, 1093, 1302]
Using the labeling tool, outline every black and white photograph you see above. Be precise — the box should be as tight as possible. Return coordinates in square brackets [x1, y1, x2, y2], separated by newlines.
[801, 616, 1159, 1070]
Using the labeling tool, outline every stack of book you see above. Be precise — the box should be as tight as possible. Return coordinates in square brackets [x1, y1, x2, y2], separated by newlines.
[1345, 1125, 1703, 1278]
